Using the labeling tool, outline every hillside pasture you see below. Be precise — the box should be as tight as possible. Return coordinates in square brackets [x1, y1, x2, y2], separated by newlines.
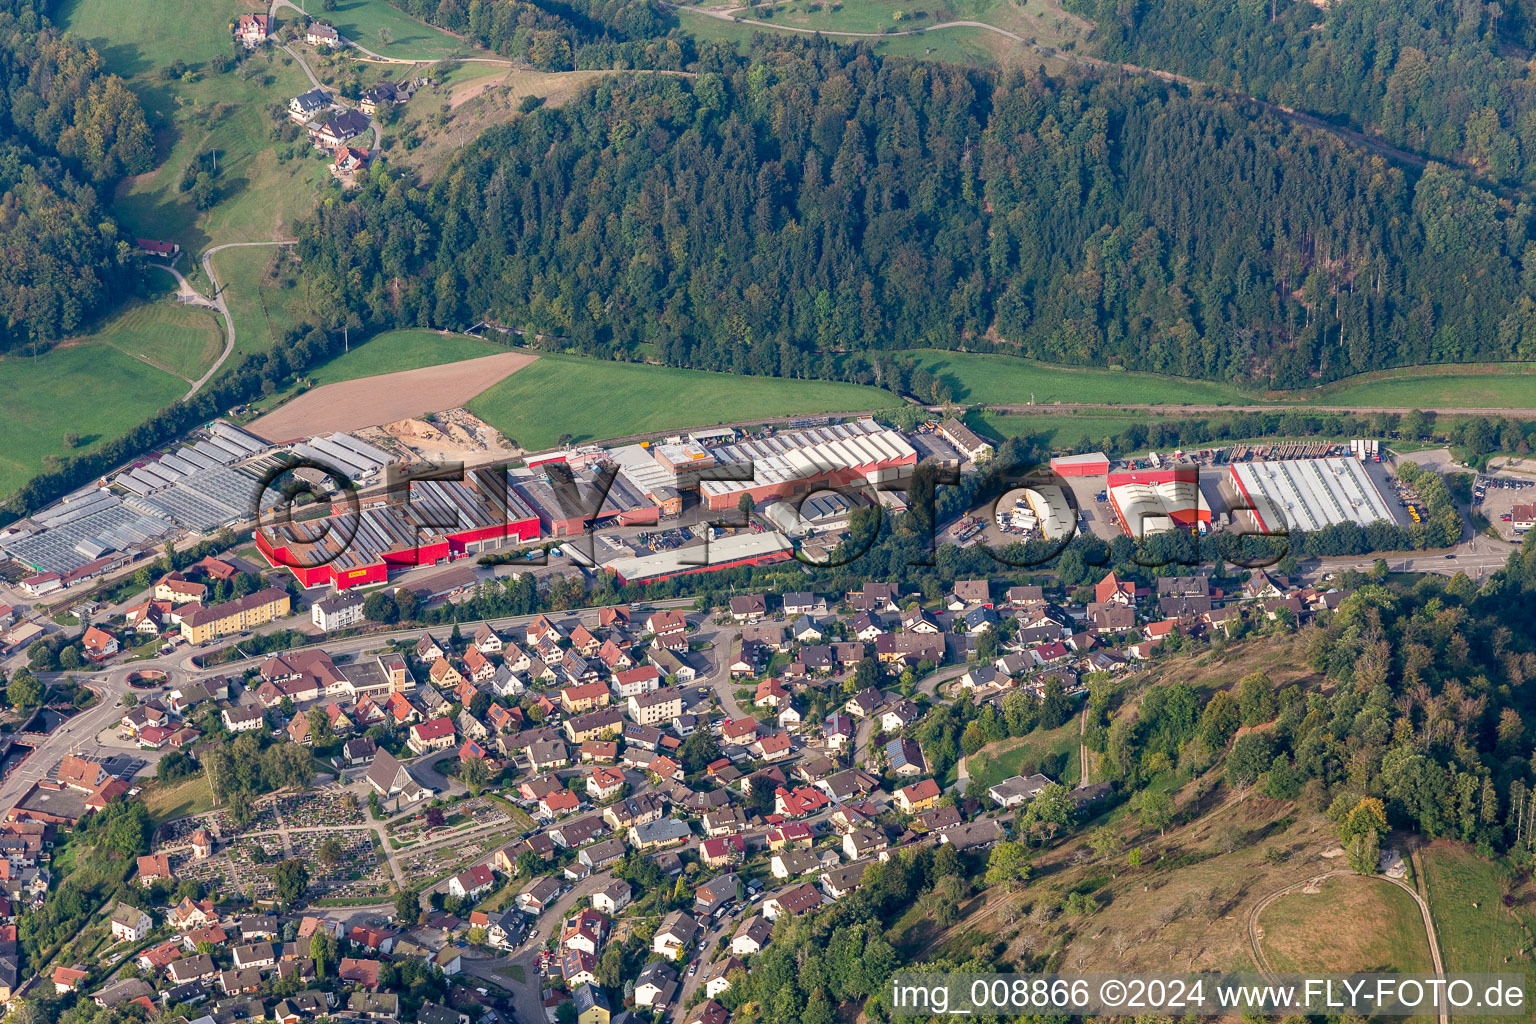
[1258, 874, 1434, 973]
[965, 721, 1081, 792]
[900, 350, 1256, 406]
[59, 0, 326, 253]
[1420, 842, 1536, 1024]
[320, 0, 468, 59]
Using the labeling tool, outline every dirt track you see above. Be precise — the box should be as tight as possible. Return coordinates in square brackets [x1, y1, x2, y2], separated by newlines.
[246, 352, 538, 442]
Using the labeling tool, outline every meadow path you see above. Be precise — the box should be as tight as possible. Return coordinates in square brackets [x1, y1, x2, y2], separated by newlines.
[1246, 869, 1448, 1024]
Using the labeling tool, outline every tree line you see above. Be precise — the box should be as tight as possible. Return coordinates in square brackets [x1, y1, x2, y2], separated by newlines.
[386, 0, 686, 71]
[0, 0, 154, 352]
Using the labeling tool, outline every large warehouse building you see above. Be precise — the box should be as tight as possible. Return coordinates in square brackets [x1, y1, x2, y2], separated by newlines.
[1050, 452, 1111, 478]
[257, 469, 539, 590]
[610, 418, 917, 515]
[1107, 467, 1212, 538]
[695, 419, 918, 512]
[1228, 457, 1396, 534]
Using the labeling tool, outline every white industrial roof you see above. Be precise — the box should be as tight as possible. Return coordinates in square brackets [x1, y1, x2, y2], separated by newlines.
[603, 531, 793, 582]
[1110, 478, 1210, 539]
[1230, 457, 1394, 533]
[699, 419, 914, 498]
[1023, 485, 1074, 540]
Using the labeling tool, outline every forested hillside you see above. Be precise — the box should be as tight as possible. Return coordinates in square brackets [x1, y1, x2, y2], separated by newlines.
[1069, 0, 1536, 186]
[0, 0, 152, 351]
[386, 0, 686, 69]
[294, 39, 1536, 388]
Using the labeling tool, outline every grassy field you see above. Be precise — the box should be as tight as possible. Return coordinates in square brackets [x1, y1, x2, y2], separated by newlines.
[59, 0, 327, 253]
[91, 295, 225, 381]
[677, 11, 1008, 63]
[1315, 364, 1536, 409]
[1260, 874, 1434, 973]
[0, 324, 190, 498]
[903, 350, 1257, 406]
[141, 774, 217, 822]
[1421, 842, 1536, 1024]
[908, 349, 1536, 410]
[965, 720, 1081, 791]
[307, 330, 509, 385]
[320, 0, 469, 59]
[467, 352, 899, 449]
[211, 245, 303, 362]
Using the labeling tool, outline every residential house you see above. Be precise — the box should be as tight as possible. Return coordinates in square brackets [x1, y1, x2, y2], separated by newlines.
[448, 864, 495, 901]
[407, 717, 456, 755]
[234, 12, 270, 46]
[731, 915, 773, 956]
[310, 109, 370, 149]
[592, 880, 632, 915]
[895, 778, 941, 813]
[988, 773, 1053, 807]
[880, 698, 922, 732]
[886, 738, 926, 777]
[110, 903, 151, 942]
[311, 590, 364, 632]
[653, 910, 697, 960]
[729, 594, 766, 622]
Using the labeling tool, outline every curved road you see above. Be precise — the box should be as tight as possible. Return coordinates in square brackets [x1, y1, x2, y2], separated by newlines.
[1247, 869, 1448, 1024]
[185, 240, 298, 399]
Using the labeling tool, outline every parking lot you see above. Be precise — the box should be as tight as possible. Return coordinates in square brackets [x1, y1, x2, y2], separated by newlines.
[1474, 473, 1535, 541]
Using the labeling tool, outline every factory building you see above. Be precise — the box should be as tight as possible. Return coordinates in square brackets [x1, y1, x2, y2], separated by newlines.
[1107, 467, 1212, 539]
[513, 461, 658, 537]
[1050, 452, 1110, 477]
[607, 419, 915, 516]
[256, 468, 539, 590]
[695, 419, 917, 512]
[1022, 485, 1075, 540]
[1227, 458, 1396, 534]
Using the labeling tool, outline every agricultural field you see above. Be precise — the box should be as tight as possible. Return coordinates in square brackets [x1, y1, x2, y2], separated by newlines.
[0, 308, 194, 499]
[88, 292, 224, 382]
[318, 0, 469, 60]
[1258, 874, 1434, 973]
[466, 352, 899, 450]
[59, 0, 327, 252]
[239, 328, 511, 420]
[1421, 842, 1536, 1024]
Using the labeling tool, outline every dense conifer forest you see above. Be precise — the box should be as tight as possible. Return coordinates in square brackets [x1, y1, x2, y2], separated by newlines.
[1069, 0, 1536, 186]
[296, 38, 1536, 389]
